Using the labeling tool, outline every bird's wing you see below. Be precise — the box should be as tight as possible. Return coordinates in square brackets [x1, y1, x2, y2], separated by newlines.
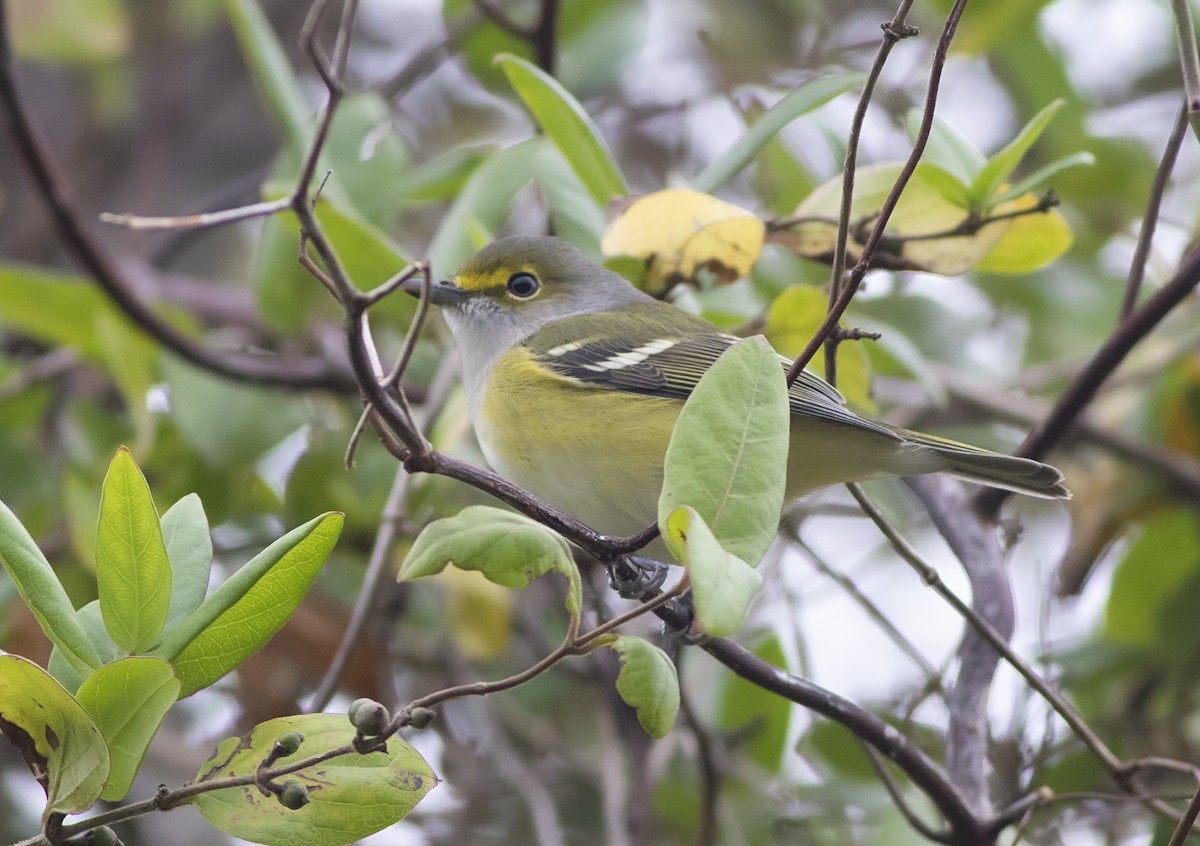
[529, 316, 899, 438]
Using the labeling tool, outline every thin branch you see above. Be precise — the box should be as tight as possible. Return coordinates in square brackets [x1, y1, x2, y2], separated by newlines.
[861, 742, 953, 843]
[794, 536, 943, 683]
[0, 3, 353, 393]
[787, 0, 968, 387]
[976, 244, 1200, 517]
[822, 0, 919, 386]
[307, 360, 457, 712]
[531, 0, 561, 75]
[678, 654, 720, 846]
[1167, 785, 1200, 846]
[769, 192, 1057, 246]
[693, 623, 985, 842]
[1169, 0, 1200, 141]
[473, 0, 533, 38]
[98, 197, 291, 231]
[930, 367, 1200, 500]
[1121, 101, 1189, 319]
[850, 483, 1182, 822]
[0, 348, 77, 400]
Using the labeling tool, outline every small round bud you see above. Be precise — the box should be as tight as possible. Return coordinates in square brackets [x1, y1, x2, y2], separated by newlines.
[87, 827, 122, 846]
[278, 781, 311, 810]
[348, 698, 390, 736]
[274, 731, 304, 756]
[407, 707, 435, 729]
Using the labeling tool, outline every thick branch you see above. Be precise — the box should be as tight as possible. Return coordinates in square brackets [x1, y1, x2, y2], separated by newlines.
[907, 476, 1012, 817]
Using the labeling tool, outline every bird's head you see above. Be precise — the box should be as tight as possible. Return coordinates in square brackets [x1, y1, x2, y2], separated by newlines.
[403, 235, 648, 346]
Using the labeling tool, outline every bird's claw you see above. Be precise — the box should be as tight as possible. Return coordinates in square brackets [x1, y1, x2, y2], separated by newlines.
[608, 555, 669, 598]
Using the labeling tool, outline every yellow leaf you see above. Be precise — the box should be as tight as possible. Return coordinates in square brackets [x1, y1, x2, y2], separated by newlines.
[770, 166, 1070, 276]
[974, 196, 1073, 274]
[763, 286, 875, 413]
[437, 566, 514, 662]
[601, 188, 765, 295]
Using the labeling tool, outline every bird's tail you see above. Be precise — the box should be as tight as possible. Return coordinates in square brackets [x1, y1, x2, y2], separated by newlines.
[902, 431, 1071, 499]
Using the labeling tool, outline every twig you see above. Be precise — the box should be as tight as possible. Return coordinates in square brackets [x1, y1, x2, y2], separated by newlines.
[768, 193, 1056, 245]
[882, 192, 1058, 243]
[308, 358, 458, 712]
[930, 367, 1200, 500]
[794, 536, 943, 683]
[1167, 785, 1200, 846]
[693, 623, 985, 842]
[1169, 0, 1200, 141]
[821, 0, 919, 386]
[0, 348, 77, 400]
[0, 2, 353, 393]
[98, 197, 291, 231]
[531, 0, 561, 75]
[861, 742, 952, 842]
[678, 654, 720, 846]
[787, 0, 968, 387]
[1121, 102, 1189, 319]
[473, 0, 533, 38]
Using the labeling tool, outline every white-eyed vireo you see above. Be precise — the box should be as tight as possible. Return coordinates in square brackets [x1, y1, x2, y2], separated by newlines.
[404, 235, 1068, 541]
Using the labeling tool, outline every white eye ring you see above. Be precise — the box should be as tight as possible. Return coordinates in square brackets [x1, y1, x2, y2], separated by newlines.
[506, 272, 540, 298]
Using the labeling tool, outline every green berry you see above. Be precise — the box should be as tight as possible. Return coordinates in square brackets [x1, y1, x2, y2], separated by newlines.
[408, 707, 435, 729]
[348, 698, 390, 736]
[274, 731, 304, 756]
[88, 827, 122, 846]
[278, 781, 310, 810]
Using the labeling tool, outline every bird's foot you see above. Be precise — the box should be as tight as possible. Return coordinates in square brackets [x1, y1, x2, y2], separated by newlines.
[607, 554, 669, 599]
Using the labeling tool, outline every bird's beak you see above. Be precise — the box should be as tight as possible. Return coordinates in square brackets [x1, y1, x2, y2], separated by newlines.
[400, 277, 472, 307]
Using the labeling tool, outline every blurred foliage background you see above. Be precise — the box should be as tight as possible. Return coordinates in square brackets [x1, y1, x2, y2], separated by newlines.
[2, 0, 1200, 843]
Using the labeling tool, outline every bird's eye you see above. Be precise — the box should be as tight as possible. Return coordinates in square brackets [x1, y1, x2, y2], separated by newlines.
[506, 272, 540, 299]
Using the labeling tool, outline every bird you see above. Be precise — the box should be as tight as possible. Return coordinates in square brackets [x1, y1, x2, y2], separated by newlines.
[403, 235, 1068, 549]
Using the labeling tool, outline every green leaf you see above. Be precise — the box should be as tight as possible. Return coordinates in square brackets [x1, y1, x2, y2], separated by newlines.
[663, 506, 762, 638]
[534, 143, 606, 251]
[0, 654, 110, 821]
[496, 53, 627, 205]
[764, 286, 875, 412]
[969, 99, 1065, 206]
[658, 338, 789, 565]
[1105, 509, 1200, 646]
[913, 162, 971, 208]
[0, 265, 112, 360]
[46, 601, 122, 692]
[96, 448, 172, 653]
[395, 147, 488, 202]
[191, 713, 437, 846]
[907, 110, 986, 188]
[0, 500, 100, 673]
[75, 657, 180, 801]
[94, 311, 159, 452]
[692, 73, 863, 194]
[427, 139, 542, 275]
[161, 356, 308, 467]
[991, 151, 1094, 205]
[716, 632, 792, 773]
[155, 513, 344, 697]
[610, 636, 680, 738]
[225, 0, 310, 162]
[973, 198, 1074, 274]
[399, 506, 582, 618]
[160, 494, 213, 631]
[256, 184, 413, 333]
